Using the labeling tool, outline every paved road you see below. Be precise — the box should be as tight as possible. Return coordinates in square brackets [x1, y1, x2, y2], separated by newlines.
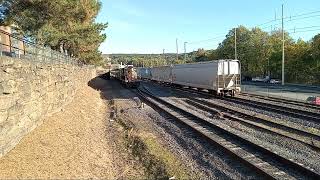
[242, 82, 320, 101]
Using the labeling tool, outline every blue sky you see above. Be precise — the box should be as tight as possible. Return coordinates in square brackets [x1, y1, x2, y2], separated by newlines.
[97, 0, 320, 54]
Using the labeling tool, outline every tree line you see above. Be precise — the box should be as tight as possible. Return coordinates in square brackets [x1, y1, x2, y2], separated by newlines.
[0, 0, 107, 65]
[108, 26, 320, 85]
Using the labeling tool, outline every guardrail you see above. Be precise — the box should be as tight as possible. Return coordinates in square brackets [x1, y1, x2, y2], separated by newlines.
[0, 28, 83, 66]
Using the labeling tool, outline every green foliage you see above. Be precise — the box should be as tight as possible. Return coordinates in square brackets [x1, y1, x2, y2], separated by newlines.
[0, 0, 107, 65]
[214, 27, 319, 85]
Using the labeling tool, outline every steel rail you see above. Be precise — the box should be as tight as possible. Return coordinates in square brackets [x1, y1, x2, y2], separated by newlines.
[240, 92, 320, 111]
[136, 85, 320, 179]
[184, 98, 320, 150]
[166, 85, 320, 124]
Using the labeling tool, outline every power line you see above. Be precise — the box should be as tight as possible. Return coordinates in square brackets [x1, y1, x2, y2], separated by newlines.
[286, 25, 320, 32]
[188, 34, 226, 44]
[265, 14, 320, 29]
[286, 10, 320, 19]
[193, 42, 222, 49]
[179, 8, 320, 55]
[289, 28, 320, 34]
[258, 10, 320, 28]
[285, 14, 320, 23]
[186, 10, 320, 49]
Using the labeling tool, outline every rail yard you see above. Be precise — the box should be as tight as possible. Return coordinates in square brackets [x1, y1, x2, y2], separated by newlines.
[3, 1, 320, 179]
[105, 59, 320, 179]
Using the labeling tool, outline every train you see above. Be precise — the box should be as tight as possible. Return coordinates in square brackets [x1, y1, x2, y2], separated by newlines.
[111, 65, 140, 88]
[137, 59, 241, 96]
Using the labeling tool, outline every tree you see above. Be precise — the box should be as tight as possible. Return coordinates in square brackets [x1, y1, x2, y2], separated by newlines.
[310, 34, 320, 84]
[0, 0, 107, 65]
[194, 48, 207, 62]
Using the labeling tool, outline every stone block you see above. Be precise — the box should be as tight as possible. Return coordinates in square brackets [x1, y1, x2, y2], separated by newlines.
[0, 94, 15, 110]
[0, 110, 8, 124]
[0, 57, 14, 66]
[0, 56, 94, 158]
[3, 67, 15, 73]
[1, 80, 17, 94]
[8, 103, 25, 116]
[0, 72, 12, 82]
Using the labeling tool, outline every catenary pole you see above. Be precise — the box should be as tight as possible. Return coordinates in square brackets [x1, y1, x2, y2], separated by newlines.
[163, 49, 166, 65]
[176, 38, 179, 63]
[234, 27, 237, 60]
[282, 4, 285, 85]
[184, 42, 187, 62]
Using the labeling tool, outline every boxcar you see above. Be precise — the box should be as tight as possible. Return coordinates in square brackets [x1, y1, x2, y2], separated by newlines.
[172, 60, 241, 96]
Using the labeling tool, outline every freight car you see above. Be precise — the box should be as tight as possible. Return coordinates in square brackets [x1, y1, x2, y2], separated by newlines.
[150, 65, 172, 83]
[137, 59, 241, 96]
[136, 67, 152, 80]
[112, 65, 140, 88]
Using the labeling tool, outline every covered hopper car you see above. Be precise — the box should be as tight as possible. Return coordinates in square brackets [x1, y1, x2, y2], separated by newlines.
[137, 67, 152, 80]
[137, 59, 241, 96]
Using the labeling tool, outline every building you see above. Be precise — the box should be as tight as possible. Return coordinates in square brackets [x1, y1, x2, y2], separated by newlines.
[0, 25, 25, 57]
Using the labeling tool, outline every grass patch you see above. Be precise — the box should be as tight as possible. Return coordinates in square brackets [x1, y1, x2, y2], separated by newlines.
[140, 133, 195, 179]
[116, 117, 170, 179]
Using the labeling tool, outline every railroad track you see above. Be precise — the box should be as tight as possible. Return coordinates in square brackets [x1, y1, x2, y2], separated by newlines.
[156, 83, 320, 149]
[136, 85, 320, 179]
[183, 97, 320, 150]
[167, 85, 320, 124]
[224, 96, 320, 124]
[240, 92, 320, 111]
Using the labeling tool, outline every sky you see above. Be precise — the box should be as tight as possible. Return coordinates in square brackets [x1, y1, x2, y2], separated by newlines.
[96, 0, 320, 54]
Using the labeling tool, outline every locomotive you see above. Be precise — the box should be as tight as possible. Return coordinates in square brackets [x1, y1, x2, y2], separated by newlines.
[112, 65, 140, 88]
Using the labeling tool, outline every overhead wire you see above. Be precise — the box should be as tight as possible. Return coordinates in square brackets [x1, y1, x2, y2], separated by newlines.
[183, 9, 320, 52]
[188, 34, 226, 45]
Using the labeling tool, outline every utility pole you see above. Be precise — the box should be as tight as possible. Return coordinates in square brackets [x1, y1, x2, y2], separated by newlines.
[184, 42, 187, 63]
[234, 27, 237, 60]
[176, 38, 179, 63]
[282, 4, 285, 85]
[163, 49, 166, 65]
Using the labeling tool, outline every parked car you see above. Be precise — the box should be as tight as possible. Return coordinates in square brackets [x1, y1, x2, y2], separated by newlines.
[306, 96, 320, 105]
[269, 79, 281, 84]
[252, 76, 270, 83]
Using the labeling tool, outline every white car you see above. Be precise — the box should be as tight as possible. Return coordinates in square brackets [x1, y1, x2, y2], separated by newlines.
[269, 79, 281, 84]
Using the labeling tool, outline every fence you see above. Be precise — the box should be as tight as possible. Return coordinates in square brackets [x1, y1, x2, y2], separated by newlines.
[0, 28, 83, 66]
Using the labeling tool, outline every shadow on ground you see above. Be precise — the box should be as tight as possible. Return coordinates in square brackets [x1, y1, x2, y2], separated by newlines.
[87, 75, 135, 101]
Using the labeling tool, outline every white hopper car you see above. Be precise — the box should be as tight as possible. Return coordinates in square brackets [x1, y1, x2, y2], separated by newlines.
[137, 59, 241, 96]
[137, 67, 152, 80]
[150, 66, 172, 83]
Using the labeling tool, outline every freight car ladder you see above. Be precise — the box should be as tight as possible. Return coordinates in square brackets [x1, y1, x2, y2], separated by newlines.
[217, 74, 240, 95]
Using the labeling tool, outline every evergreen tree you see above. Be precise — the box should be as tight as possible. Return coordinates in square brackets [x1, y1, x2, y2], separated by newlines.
[0, 0, 107, 65]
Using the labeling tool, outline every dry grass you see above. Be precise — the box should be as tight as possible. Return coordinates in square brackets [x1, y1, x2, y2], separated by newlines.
[0, 82, 142, 179]
[116, 116, 193, 180]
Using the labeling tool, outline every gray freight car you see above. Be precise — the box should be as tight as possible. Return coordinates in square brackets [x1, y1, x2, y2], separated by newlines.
[172, 60, 241, 96]
[137, 67, 152, 80]
[150, 66, 172, 83]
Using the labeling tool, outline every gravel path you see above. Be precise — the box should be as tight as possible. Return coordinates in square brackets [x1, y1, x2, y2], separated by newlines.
[0, 77, 143, 179]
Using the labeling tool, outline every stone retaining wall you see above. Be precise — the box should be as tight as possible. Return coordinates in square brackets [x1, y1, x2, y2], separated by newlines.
[0, 56, 96, 157]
